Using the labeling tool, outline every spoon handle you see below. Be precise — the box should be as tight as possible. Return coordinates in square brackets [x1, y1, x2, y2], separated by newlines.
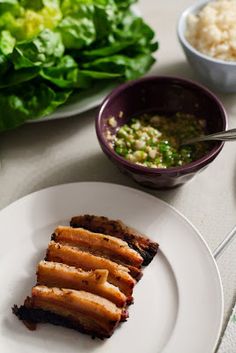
[213, 225, 236, 260]
[184, 128, 236, 144]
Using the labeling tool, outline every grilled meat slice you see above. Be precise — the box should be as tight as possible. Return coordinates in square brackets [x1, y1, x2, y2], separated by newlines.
[37, 261, 127, 307]
[70, 215, 159, 266]
[51, 226, 143, 280]
[46, 241, 135, 297]
[52, 226, 143, 268]
[13, 286, 123, 338]
[123, 265, 142, 281]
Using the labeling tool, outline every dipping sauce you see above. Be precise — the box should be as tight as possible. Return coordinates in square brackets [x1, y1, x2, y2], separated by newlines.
[113, 112, 210, 168]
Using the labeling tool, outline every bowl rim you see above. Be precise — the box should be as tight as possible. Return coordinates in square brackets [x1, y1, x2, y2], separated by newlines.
[177, 0, 236, 66]
[96, 75, 228, 175]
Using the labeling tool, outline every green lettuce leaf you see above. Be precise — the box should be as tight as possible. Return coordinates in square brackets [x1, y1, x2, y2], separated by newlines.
[12, 29, 64, 69]
[114, 0, 137, 8]
[40, 55, 79, 88]
[0, 82, 71, 131]
[40, 55, 121, 88]
[0, 53, 9, 75]
[0, 0, 18, 3]
[0, 67, 40, 88]
[59, 0, 118, 46]
[19, 0, 44, 10]
[58, 14, 96, 49]
[19, 0, 60, 11]
[0, 0, 20, 14]
[0, 30, 15, 54]
[83, 53, 155, 80]
[0, 0, 61, 41]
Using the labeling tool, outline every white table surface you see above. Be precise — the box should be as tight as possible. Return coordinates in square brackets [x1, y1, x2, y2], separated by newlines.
[0, 0, 235, 349]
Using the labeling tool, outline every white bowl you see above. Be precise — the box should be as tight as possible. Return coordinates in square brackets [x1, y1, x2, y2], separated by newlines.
[177, 0, 236, 93]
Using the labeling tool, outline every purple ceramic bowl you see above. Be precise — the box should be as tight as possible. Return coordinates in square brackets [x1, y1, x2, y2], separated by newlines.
[96, 76, 227, 189]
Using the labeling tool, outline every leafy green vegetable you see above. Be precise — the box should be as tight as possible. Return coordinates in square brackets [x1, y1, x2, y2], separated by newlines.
[114, 0, 137, 8]
[0, 0, 18, 4]
[12, 29, 64, 69]
[0, 0, 158, 132]
[58, 14, 96, 49]
[0, 53, 9, 75]
[0, 0, 20, 15]
[0, 30, 15, 54]
[19, 0, 60, 11]
[83, 53, 155, 80]
[40, 55, 121, 88]
[0, 67, 39, 88]
[0, 81, 71, 131]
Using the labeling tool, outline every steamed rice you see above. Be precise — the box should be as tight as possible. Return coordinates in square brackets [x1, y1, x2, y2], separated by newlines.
[185, 0, 236, 61]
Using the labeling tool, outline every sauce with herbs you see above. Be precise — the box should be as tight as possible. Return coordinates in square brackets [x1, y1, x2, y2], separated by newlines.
[113, 112, 210, 168]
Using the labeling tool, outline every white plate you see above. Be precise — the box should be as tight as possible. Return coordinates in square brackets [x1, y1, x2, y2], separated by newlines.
[0, 182, 223, 353]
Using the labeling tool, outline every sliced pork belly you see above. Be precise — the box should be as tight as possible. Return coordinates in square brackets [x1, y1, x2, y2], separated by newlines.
[37, 261, 127, 307]
[123, 265, 142, 281]
[14, 286, 123, 338]
[70, 215, 159, 265]
[46, 241, 135, 297]
[52, 226, 143, 268]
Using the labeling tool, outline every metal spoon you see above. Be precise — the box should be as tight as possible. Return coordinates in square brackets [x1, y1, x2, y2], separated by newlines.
[182, 128, 236, 145]
[214, 224, 236, 260]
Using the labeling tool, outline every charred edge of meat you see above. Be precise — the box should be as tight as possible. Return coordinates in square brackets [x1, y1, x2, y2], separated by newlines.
[12, 305, 111, 339]
[126, 265, 143, 281]
[70, 215, 159, 266]
[126, 241, 159, 266]
[51, 233, 56, 241]
[121, 309, 129, 322]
